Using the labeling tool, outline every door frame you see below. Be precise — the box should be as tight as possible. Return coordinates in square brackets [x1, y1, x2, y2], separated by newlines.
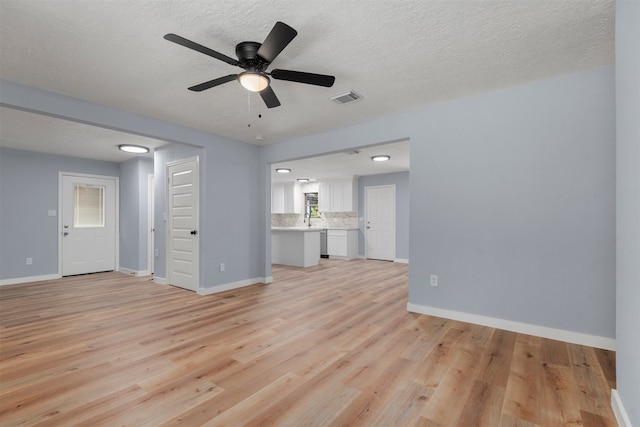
[148, 173, 155, 275]
[364, 184, 396, 261]
[57, 172, 120, 277]
[165, 156, 200, 290]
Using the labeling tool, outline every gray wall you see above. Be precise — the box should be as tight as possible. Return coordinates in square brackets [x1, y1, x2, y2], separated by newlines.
[119, 157, 153, 273]
[0, 147, 120, 280]
[615, 0, 640, 424]
[357, 171, 410, 260]
[262, 65, 616, 340]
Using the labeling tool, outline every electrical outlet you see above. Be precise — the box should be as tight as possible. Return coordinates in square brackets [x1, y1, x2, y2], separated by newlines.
[26, 257, 33, 265]
[220, 263, 225, 272]
[430, 275, 438, 287]
[155, 249, 159, 257]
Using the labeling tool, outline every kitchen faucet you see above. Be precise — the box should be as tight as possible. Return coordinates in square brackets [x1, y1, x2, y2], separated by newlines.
[304, 213, 312, 227]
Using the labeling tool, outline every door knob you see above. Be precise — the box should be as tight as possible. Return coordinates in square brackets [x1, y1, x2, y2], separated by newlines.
[190, 230, 198, 235]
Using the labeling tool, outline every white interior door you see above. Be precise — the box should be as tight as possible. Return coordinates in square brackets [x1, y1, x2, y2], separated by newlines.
[365, 185, 396, 261]
[167, 158, 199, 291]
[148, 174, 155, 275]
[61, 174, 117, 276]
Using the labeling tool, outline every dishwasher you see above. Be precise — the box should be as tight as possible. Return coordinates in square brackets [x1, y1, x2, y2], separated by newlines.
[320, 229, 328, 258]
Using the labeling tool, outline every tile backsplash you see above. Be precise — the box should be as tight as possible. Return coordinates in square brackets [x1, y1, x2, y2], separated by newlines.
[272, 212, 358, 229]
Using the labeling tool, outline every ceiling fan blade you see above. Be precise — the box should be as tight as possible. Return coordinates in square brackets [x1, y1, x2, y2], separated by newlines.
[256, 22, 297, 63]
[270, 69, 335, 87]
[260, 86, 281, 108]
[188, 74, 238, 92]
[164, 33, 239, 66]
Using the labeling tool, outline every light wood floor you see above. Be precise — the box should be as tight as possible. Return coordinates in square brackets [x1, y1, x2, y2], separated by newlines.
[0, 259, 616, 426]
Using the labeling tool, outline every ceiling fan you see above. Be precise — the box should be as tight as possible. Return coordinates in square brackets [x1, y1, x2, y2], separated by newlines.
[164, 22, 336, 108]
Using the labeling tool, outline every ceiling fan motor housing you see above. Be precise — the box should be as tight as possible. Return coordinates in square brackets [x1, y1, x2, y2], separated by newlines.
[235, 41, 268, 71]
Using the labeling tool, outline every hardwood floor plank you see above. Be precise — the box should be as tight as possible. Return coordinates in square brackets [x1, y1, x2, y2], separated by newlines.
[567, 344, 617, 422]
[502, 338, 549, 426]
[0, 260, 617, 426]
[457, 381, 505, 427]
[593, 347, 617, 390]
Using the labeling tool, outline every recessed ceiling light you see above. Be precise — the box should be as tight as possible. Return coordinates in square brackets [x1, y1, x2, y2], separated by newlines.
[119, 144, 149, 154]
[297, 178, 310, 183]
[275, 168, 291, 174]
[371, 155, 390, 162]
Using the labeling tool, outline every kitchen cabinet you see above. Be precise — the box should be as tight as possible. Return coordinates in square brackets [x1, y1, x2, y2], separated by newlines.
[327, 229, 358, 260]
[271, 182, 300, 214]
[318, 182, 331, 212]
[318, 177, 358, 212]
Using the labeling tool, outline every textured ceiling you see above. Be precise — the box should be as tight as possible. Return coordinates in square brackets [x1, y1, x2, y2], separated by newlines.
[0, 0, 614, 158]
[0, 107, 166, 163]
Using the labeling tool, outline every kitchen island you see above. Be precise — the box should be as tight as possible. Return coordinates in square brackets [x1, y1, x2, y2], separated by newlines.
[271, 227, 322, 267]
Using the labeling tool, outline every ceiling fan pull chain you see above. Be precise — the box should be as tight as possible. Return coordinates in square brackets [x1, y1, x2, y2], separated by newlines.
[247, 90, 251, 128]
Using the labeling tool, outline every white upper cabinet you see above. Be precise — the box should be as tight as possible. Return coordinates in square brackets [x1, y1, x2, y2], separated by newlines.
[318, 182, 332, 212]
[318, 177, 358, 212]
[271, 182, 300, 214]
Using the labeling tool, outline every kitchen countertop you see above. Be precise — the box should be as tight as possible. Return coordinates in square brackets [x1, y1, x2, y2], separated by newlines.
[325, 228, 359, 231]
[271, 227, 323, 232]
[271, 227, 359, 231]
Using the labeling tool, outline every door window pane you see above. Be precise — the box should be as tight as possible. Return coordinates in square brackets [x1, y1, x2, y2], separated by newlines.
[74, 184, 105, 227]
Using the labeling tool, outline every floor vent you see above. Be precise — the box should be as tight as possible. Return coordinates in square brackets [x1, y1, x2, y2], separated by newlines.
[330, 91, 362, 104]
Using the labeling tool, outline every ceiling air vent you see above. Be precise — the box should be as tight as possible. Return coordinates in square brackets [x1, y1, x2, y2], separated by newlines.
[330, 91, 362, 105]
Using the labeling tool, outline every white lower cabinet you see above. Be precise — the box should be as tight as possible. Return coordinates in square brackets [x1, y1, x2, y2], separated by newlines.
[327, 229, 358, 260]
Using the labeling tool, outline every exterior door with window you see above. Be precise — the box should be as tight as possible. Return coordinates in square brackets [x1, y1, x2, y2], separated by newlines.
[61, 174, 117, 276]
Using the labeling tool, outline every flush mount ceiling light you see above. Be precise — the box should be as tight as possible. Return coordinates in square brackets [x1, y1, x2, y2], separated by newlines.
[238, 71, 270, 92]
[275, 168, 292, 174]
[119, 144, 150, 154]
[297, 178, 310, 183]
[371, 155, 391, 162]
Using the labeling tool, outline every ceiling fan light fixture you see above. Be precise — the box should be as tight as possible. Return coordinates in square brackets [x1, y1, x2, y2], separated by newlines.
[119, 144, 149, 154]
[371, 155, 391, 162]
[239, 72, 269, 92]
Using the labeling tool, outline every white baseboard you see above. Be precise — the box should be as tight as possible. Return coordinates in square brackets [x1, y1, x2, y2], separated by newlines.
[0, 274, 61, 286]
[611, 389, 632, 427]
[406, 303, 616, 351]
[357, 255, 406, 263]
[117, 267, 151, 276]
[153, 276, 168, 285]
[198, 277, 272, 296]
